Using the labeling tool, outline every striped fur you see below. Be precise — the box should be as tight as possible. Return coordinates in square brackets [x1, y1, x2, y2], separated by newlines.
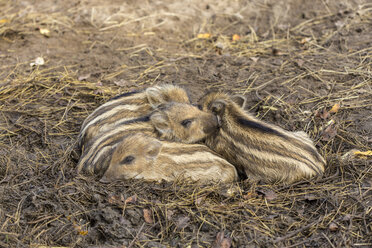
[77, 102, 219, 175]
[199, 91, 326, 184]
[78, 84, 190, 150]
[77, 115, 155, 175]
[100, 133, 238, 184]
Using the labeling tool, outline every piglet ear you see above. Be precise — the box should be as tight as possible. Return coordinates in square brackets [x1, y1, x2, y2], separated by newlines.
[150, 111, 171, 135]
[145, 139, 163, 159]
[146, 86, 168, 108]
[211, 100, 226, 115]
[231, 95, 246, 108]
[146, 85, 191, 107]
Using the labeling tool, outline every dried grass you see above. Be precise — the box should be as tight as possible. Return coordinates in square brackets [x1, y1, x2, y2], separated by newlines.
[0, 0, 371, 247]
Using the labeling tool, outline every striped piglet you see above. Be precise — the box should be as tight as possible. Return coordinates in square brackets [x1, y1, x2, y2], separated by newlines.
[100, 133, 238, 184]
[199, 91, 326, 183]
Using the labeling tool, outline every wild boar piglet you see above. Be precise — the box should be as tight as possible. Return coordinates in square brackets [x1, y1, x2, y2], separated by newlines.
[78, 84, 190, 149]
[78, 101, 219, 175]
[100, 133, 238, 184]
[199, 91, 326, 184]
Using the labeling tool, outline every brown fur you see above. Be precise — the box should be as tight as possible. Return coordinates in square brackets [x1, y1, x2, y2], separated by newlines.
[151, 102, 219, 144]
[100, 133, 238, 184]
[199, 91, 326, 184]
[77, 102, 219, 175]
[78, 84, 190, 149]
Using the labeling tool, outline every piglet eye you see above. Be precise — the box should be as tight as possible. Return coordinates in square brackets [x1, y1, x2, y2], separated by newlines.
[121, 155, 135, 164]
[181, 119, 192, 128]
[192, 103, 202, 110]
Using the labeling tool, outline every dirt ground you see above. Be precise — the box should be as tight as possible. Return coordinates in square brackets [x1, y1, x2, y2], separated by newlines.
[0, 0, 371, 247]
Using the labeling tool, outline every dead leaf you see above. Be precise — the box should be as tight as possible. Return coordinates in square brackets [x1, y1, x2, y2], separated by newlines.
[176, 216, 190, 229]
[250, 57, 259, 63]
[125, 194, 138, 204]
[78, 230, 88, 236]
[39, 28, 50, 37]
[321, 111, 330, 119]
[329, 103, 340, 114]
[197, 33, 212, 39]
[342, 214, 351, 221]
[107, 195, 117, 204]
[71, 219, 88, 236]
[220, 238, 232, 248]
[329, 222, 338, 231]
[94, 89, 104, 95]
[300, 37, 311, 44]
[0, 19, 9, 24]
[94, 81, 104, 94]
[335, 20, 345, 28]
[195, 196, 205, 205]
[30, 57, 45, 67]
[211, 231, 232, 248]
[257, 189, 277, 201]
[114, 79, 128, 87]
[107, 194, 137, 206]
[225, 185, 240, 197]
[243, 192, 256, 200]
[316, 109, 330, 119]
[166, 209, 175, 221]
[215, 41, 225, 50]
[107, 194, 125, 205]
[303, 194, 317, 201]
[213, 231, 224, 245]
[317, 104, 340, 119]
[264, 190, 277, 201]
[143, 208, 153, 224]
[232, 34, 241, 41]
[78, 74, 91, 81]
[295, 59, 305, 67]
[321, 123, 337, 141]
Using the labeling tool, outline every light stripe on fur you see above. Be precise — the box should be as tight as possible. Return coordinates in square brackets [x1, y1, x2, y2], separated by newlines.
[80, 91, 146, 132]
[80, 104, 142, 135]
[161, 151, 229, 165]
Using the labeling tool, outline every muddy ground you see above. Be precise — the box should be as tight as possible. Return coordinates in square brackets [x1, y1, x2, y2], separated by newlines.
[0, 0, 371, 247]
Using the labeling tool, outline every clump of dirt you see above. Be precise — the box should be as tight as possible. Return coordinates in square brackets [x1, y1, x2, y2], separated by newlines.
[0, 0, 371, 247]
